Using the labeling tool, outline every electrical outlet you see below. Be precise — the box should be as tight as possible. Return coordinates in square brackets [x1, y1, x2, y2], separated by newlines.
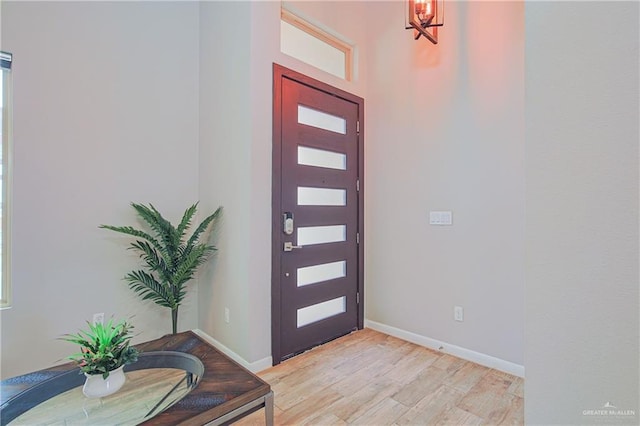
[224, 307, 230, 324]
[454, 306, 464, 322]
[430, 211, 453, 226]
[93, 312, 105, 325]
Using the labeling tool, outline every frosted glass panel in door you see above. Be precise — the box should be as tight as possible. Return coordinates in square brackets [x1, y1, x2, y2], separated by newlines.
[297, 296, 346, 327]
[298, 146, 346, 170]
[298, 187, 346, 206]
[297, 260, 346, 287]
[298, 225, 346, 246]
[298, 105, 346, 134]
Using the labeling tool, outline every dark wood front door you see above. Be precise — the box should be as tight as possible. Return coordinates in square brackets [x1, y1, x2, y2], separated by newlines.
[272, 64, 364, 364]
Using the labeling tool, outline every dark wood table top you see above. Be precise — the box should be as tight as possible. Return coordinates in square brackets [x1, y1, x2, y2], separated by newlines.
[1, 331, 271, 426]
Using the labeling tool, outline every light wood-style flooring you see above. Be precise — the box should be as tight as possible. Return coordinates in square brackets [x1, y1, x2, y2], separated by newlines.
[236, 328, 524, 425]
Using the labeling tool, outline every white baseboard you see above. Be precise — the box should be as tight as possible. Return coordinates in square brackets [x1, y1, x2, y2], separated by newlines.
[364, 320, 525, 378]
[193, 324, 524, 378]
[192, 329, 273, 373]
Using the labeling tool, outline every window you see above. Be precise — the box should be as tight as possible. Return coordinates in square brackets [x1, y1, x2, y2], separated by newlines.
[280, 8, 354, 81]
[1, 51, 12, 308]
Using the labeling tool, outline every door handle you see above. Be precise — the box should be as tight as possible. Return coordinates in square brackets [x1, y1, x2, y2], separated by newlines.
[283, 242, 303, 252]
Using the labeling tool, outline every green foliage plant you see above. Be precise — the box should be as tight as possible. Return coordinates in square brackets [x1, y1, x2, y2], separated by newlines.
[100, 203, 222, 334]
[60, 319, 139, 379]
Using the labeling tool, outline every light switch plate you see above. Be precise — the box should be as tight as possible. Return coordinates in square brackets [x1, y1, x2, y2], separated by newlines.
[430, 211, 453, 225]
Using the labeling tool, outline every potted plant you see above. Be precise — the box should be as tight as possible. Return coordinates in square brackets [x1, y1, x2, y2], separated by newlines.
[60, 319, 139, 398]
[100, 202, 222, 334]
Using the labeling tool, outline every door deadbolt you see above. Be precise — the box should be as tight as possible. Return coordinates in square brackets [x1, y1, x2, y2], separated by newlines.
[283, 212, 294, 235]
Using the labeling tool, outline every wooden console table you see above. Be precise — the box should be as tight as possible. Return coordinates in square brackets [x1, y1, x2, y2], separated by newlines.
[0, 331, 273, 425]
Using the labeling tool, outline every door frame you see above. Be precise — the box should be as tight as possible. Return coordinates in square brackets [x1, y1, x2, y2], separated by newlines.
[271, 63, 365, 365]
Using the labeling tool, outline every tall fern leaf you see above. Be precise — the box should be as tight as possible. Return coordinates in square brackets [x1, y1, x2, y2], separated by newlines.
[101, 203, 222, 334]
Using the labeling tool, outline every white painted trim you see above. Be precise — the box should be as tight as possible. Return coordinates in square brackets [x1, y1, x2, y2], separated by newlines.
[193, 329, 273, 373]
[365, 320, 525, 378]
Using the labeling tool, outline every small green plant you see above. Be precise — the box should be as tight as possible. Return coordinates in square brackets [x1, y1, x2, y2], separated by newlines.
[60, 319, 139, 379]
[100, 202, 222, 334]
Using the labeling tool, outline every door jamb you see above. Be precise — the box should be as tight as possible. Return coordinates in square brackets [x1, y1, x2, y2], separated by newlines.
[271, 63, 365, 365]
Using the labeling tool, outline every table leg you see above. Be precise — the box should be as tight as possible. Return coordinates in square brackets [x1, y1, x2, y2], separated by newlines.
[264, 391, 274, 426]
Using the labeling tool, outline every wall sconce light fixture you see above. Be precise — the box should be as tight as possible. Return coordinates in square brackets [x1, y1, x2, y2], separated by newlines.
[406, 0, 444, 44]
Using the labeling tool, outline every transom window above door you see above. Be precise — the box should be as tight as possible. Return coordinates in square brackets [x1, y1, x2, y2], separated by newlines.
[280, 7, 354, 81]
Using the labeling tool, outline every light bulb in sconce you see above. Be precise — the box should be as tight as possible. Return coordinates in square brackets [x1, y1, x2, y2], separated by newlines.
[415, 0, 435, 24]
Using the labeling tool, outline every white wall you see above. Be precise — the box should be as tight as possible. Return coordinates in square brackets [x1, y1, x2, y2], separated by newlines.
[197, 0, 254, 361]
[525, 1, 639, 423]
[0, 1, 200, 378]
[365, 1, 525, 367]
[1, 0, 526, 376]
[202, 0, 526, 373]
[0, 0, 372, 376]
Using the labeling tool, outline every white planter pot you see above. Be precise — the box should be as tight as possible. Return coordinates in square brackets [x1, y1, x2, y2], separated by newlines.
[82, 365, 126, 398]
